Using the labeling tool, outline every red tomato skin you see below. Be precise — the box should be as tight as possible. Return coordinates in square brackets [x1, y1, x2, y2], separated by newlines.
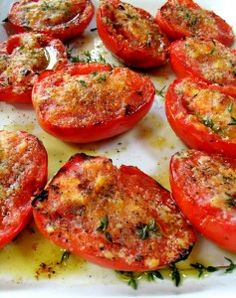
[170, 150, 236, 252]
[96, 0, 169, 68]
[0, 130, 48, 248]
[33, 153, 196, 272]
[165, 77, 236, 158]
[8, 0, 94, 41]
[0, 33, 68, 104]
[32, 63, 155, 143]
[156, 0, 234, 46]
[169, 40, 236, 97]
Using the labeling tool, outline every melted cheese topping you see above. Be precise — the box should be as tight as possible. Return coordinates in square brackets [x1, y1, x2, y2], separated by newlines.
[0, 34, 48, 94]
[161, 1, 219, 38]
[103, 1, 167, 53]
[175, 79, 236, 141]
[14, 0, 82, 29]
[34, 68, 147, 127]
[37, 156, 195, 269]
[176, 151, 236, 217]
[183, 38, 236, 84]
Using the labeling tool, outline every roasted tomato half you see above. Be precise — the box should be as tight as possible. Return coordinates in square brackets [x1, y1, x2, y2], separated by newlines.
[0, 33, 67, 103]
[96, 0, 169, 68]
[165, 77, 236, 157]
[0, 130, 48, 248]
[170, 38, 236, 97]
[156, 0, 234, 46]
[8, 0, 94, 40]
[32, 63, 155, 143]
[33, 153, 196, 271]
[170, 149, 236, 252]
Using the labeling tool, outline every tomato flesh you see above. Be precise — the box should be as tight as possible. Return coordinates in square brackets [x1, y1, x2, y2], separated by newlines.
[0, 130, 48, 248]
[0, 33, 67, 103]
[170, 149, 236, 252]
[165, 77, 236, 157]
[33, 153, 196, 271]
[8, 0, 94, 41]
[97, 0, 169, 68]
[156, 0, 234, 46]
[32, 63, 155, 143]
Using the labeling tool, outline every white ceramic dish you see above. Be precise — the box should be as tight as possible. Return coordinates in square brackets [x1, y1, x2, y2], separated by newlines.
[0, 0, 236, 297]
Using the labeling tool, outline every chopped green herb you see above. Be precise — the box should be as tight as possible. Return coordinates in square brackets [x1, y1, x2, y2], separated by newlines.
[98, 54, 106, 63]
[169, 263, 181, 287]
[136, 219, 160, 240]
[97, 215, 109, 232]
[78, 80, 87, 87]
[137, 224, 149, 240]
[209, 40, 216, 55]
[227, 101, 233, 113]
[155, 85, 166, 98]
[60, 251, 70, 264]
[228, 116, 236, 126]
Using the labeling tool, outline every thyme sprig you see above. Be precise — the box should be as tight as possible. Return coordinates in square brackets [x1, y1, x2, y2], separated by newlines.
[117, 257, 236, 290]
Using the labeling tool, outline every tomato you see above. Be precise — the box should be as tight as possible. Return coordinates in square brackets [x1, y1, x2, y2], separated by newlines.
[96, 0, 169, 68]
[32, 63, 155, 143]
[8, 0, 94, 41]
[0, 130, 47, 248]
[170, 149, 236, 252]
[0, 33, 67, 103]
[33, 153, 196, 271]
[165, 77, 236, 157]
[169, 38, 236, 97]
[156, 0, 234, 46]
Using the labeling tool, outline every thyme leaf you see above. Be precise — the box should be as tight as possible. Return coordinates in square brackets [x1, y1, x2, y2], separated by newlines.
[169, 263, 181, 287]
[97, 215, 109, 232]
[224, 257, 236, 273]
[228, 116, 236, 126]
[60, 251, 70, 264]
[155, 85, 166, 98]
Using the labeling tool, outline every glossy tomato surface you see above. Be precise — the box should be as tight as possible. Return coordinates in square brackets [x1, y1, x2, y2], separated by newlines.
[0, 130, 48, 248]
[170, 38, 236, 96]
[32, 63, 155, 143]
[170, 149, 236, 252]
[156, 0, 234, 46]
[165, 77, 236, 157]
[33, 153, 196, 271]
[97, 0, 169, 68]
[0, 32, 67, 103]
[8, 0, 94, 40]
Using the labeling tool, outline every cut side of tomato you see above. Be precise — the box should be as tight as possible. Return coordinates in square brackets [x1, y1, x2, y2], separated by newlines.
[8, 0, 94, 41]
[32, 63, 155, 143]
[165, 77, 236, 157]
[0, 130, 48, 248]
[156, 0, 234, 46]
[0, 33, 67, 103]
[170, 149, 236, 252]
[33, 153, 196, 271]
[96, 0, 169, 68]
[169, 38, 236, 97]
